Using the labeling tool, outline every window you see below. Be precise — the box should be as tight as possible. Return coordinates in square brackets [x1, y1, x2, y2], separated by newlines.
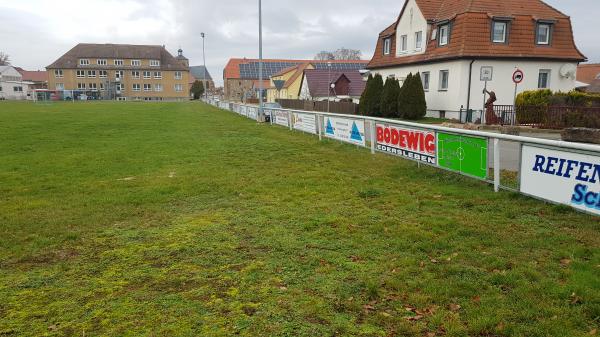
[79, 59, 90, 66]
[13, 86, 23, 92]
[100, 83, 105, 91]
[175, 84, 183, 92]
[400, 35, 408, 52]
[116, 83, 123, 92]
[415, 31, 423, 50]
[114, 59, 124, 66]
[132, 71, 140, 79]
[492, 21, 507, 43]
[97, 59, 107, 65]
[131, 60, 141, 66]
[150, 60, 160, 67]
[77, 83, 86, 90]
[99, 70, 108, 78]
[421, 72, 430, 91]
[0, 86, 2, 92]
[76, 70, 85, 78]
[538, 69, 551, 88]
[133, 84, 141, 92]
[87, 70, 96, 78]
[439, 24, 449, 46]
[175, 71, 182, 80]
[143, 71, 151, 79]
[115, 71, 124, 79]
[55, 83, 64, 90]
[154, 84, 163, 92]
[383, 38, 391, 55]
[439, 70, 449, 91]
[536, 23, 551, 45]
[153, 71, 162, 79]
[54, 69, 63, 78]
[89, 83, 97, 90]
[144, 84, 152, 92]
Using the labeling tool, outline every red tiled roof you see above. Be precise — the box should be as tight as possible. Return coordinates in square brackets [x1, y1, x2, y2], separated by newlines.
[577, 64, 600, 84]
[368, 0, 586, 69]
[303, 69, 366, 97]
[17, 70, 48, 83]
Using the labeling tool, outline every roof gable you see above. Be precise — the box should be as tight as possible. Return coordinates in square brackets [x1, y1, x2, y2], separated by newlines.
[47, 43, 188, 70]
[369, 0, 586, 69]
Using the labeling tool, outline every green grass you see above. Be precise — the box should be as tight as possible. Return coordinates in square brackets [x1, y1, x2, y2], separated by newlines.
[1, 101, 599, 337]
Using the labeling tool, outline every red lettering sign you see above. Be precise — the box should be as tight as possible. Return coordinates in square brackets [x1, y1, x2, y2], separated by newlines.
[376, 124, 436, 155]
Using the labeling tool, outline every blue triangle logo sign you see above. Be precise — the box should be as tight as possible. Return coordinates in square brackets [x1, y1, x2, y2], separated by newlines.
[350, 122, 362, 142]
[326, 119, 334, 135]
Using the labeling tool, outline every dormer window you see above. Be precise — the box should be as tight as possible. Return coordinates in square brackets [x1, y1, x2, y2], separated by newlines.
[492, 21, 508, 43]
[79, 59, 90, 66]
[383, 38, 391, 55]
[438, 24, 449, 46]
[150, 60, 161, 67]
[536, 22, 552, 45]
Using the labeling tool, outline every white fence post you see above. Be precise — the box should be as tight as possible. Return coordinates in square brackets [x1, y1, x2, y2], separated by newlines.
[317, 113, 322, 141]
[289, 111, 293, 130]
[370, 120, 376, 154]
[494, 138, 500, 192]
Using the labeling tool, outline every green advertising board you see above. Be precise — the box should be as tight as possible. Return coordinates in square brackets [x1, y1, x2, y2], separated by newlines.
[437, 132, 488, 179]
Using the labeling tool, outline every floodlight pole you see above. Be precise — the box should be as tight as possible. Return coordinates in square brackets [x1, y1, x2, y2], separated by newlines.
[258, 0, 264, 122]
[327, 61, 331, 113]
[201, 32, 207, 101]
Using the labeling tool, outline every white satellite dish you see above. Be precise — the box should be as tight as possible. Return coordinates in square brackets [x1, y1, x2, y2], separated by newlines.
[559, 63, 577, 79]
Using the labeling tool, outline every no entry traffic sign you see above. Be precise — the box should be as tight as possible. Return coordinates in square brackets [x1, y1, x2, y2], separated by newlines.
[512, 69, 524, 84]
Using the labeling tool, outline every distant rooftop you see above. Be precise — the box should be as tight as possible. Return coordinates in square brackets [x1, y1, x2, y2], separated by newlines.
[223, 58, 369, 80]
[189, 65, 213, 81]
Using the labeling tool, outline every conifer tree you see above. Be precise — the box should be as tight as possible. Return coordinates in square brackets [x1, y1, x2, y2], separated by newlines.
[381, 78, 400, 118]
[370, 74, 384, 117]
[397, 73, 413, 118]
[359, 74, 373, 115]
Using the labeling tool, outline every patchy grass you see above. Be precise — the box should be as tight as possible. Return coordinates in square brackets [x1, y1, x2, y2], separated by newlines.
[0, 101, 599, 337]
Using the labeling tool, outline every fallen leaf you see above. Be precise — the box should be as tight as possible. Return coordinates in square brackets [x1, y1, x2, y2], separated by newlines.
[420, 261, 425, 268]
[403, 315, 424, 321]
[48, 325, 58, 331]
[404, 306, 416, 312]
[279, 286, 287, 291]
[381, 312, 392, 317]
[589, 328, 597, 335]
[426, 332, 436, 337]
[364, 304, 375, 311]
[433, 195, 442, 199]
[449, 303, 461, 312]
[496, 322, 505, 331]
[430, 259, 439, 264]
[560, 258, 572, 267]
[472, 296, 481, 304]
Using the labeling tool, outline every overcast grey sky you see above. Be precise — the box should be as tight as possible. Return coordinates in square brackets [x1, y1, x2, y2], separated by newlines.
[0, 0, 598, 86]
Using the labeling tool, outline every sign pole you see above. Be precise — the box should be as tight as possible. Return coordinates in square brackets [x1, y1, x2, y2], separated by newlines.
[482, 80, 487, 124]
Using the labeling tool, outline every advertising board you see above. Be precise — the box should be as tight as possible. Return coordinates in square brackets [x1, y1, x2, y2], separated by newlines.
[324, 117, 365, 146]
[274, 111, 290, 127]
[520, 145, 600, 215]
[438, 133, 488, 179]
[292, 112, 317, 135]
[376, 124, 436, 164]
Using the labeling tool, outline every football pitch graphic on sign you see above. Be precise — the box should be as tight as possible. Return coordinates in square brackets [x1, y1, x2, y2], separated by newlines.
[324, 117, 365, 146]
[437, 132, 488, 179]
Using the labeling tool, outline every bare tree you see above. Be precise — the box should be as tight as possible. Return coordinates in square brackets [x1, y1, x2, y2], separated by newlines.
[0, 52, 10, 66]
[314, 48, 362, 61]
[314, 51, 335, 61]
[333, 48, 362, 60]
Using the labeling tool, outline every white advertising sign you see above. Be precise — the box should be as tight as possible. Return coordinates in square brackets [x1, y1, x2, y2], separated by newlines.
[480, 66, 493, 81]
[292, 112, 317, 135]
[520, 145, 600, 215]
[274, 111, 290, 127]
[247, 107, 258, 120]
[324, 116, 365, 146]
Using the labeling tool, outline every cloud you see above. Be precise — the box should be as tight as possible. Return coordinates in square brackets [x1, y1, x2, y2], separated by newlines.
[0, 0, 598, 85]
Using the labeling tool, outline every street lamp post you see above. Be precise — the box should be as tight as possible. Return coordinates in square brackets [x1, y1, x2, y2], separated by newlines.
[327, 61, 332, 113]
[201, 32, 207, 101]
[258, 0, 264, 122]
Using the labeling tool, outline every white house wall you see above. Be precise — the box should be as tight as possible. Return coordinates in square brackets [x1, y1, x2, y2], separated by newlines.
[372, 59, 579, 119]
[395, 0, 428, 57]
[467, 60, 578, 109]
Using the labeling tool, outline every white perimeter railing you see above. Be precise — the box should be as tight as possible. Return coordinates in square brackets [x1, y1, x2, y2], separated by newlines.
[207, 99, 600, 217]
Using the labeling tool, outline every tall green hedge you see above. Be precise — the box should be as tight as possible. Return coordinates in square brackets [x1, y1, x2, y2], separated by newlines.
[381, 77, 400, 118]
[516, 89, 600, 107]
[397, 73, 412, 119]
[359, 74, 373, 115]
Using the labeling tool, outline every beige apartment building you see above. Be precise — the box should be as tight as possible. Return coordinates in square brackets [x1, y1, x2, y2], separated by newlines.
[47, 43, 190, 101]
